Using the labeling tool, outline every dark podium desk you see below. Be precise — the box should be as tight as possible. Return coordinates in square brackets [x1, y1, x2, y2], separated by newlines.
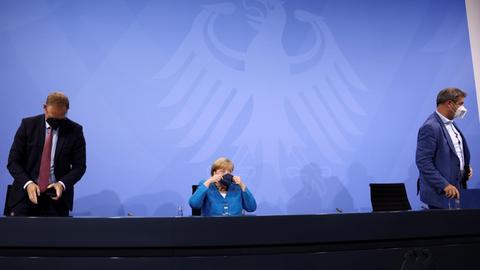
[1, 210, 480, 269]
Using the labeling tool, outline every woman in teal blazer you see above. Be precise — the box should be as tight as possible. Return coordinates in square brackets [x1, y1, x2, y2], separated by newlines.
[189, 157, 257, 216]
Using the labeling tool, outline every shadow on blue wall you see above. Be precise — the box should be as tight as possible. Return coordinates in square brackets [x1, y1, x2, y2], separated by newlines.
[122, 190, 184, 217]
[74, 189, 184, 217]
[286, 163, 354, 214]
[73, 190, 125, 216]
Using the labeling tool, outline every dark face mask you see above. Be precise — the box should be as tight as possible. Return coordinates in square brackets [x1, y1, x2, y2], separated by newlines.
[46, 117, 66, 130]
[220, 173, 234, 189]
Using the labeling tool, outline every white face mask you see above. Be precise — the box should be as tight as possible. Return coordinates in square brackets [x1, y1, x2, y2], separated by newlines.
[454, 105, 467, 119]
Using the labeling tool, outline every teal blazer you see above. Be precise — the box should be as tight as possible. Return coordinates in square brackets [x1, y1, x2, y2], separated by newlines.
[189, 180, 257, 216]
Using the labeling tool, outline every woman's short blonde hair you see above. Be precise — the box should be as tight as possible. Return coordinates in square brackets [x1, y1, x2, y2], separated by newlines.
[210, 157, 234, 176]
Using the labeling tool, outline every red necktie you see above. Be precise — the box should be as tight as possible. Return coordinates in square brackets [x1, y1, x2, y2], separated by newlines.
[38, 128, 53, 192]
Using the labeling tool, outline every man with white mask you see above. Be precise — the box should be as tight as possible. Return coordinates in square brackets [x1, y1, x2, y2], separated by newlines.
[416, 87, 473, 209]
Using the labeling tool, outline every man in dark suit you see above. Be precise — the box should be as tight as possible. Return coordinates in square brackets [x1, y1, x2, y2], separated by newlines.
[416, 88, 473, 209]
[6, 92, 86, 216]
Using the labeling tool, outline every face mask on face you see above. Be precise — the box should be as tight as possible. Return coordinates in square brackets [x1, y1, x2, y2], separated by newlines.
[219, 173, 234, 189]
[46, 117, 65, 130]
[454, 105, 467, 119]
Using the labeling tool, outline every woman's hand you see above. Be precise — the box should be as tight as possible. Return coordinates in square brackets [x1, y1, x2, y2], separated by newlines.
[233, 176, 247, 191]
[204, 173, 223, 187]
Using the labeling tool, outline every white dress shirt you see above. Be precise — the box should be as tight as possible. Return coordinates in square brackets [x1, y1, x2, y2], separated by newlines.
[23, 121, 65, 190]
[436, 111, 465, 171]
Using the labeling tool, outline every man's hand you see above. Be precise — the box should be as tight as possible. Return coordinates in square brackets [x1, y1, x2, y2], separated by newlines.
[468, 166, 473, 180]
[444, 184, 460, 199]
[47, 182, 64, 200]
[26, 182, 40, 204]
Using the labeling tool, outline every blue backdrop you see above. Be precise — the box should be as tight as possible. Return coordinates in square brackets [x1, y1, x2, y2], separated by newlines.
[0, 0, 478, 216]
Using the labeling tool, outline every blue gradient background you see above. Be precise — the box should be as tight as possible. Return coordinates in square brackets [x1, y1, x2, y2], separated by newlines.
[0, 0, 478, 216]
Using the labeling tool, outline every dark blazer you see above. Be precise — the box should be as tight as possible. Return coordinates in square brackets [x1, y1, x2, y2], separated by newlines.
[416, 112, 470, 208]
[7, 114, 86, 211]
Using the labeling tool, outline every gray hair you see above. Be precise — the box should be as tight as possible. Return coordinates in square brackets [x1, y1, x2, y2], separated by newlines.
[436, 87, 467, 106]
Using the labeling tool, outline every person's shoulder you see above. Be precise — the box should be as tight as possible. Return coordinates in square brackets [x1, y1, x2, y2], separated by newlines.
[421, 113, 441, 129]
[419, 113, 442, 135]
[65, 118, 83, 131]
[22, 114, 43, 123]
[19, 114, 44, 128]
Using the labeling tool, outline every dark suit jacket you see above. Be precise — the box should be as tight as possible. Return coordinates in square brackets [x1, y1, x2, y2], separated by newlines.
[7, 114, 86, 211]
[416, 112, 470, 208]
